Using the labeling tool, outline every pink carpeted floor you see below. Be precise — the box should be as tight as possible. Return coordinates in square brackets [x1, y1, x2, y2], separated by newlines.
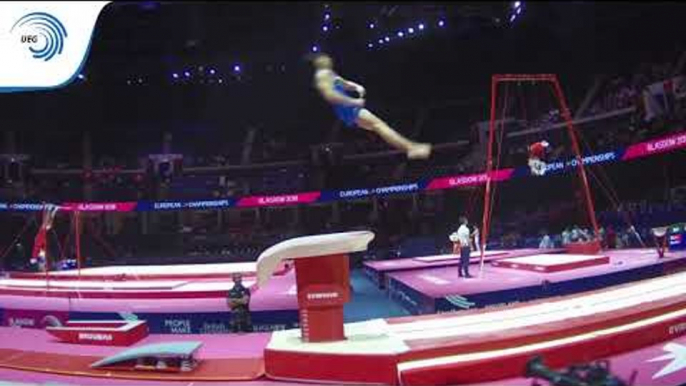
[0, 270, 298, 313]
[363, 248, 555, 273]
[388, 248, 686, 298]
[2, 332, 685, 386]
[0, 327, 271, 359]
[0, 368, 290, 386]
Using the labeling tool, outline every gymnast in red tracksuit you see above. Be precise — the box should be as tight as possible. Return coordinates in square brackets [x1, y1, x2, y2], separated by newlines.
[31, 227, 47, 270]
[528, 140, 550, 176]
[31, 205, 58, 271]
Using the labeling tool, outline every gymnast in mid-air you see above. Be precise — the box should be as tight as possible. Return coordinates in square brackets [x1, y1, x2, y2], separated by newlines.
[308, 53, 432, 159]
[528, 140, 550, 176]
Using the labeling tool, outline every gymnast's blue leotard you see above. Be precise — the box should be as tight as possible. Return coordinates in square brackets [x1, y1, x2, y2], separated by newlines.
[332, 78, 362, 128]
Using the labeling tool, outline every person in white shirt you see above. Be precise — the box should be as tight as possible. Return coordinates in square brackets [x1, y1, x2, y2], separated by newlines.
[570, 227, 583, 243]
[472, 226, 481, 254]
[451, 216, 474, 278]
[561, 228, 571, 245]
[539, 233, 554, 249]
[620, 231, 630, 249]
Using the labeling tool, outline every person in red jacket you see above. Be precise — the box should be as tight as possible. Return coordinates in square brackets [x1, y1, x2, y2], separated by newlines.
[528, 140, 550, 176]
[31, 204, 58, 271]
[31, 228, 47, 270]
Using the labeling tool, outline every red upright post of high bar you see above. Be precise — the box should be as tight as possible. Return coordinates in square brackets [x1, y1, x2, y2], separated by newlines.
[551, 77, 601, 239]
[480, 73, 601, 262]
[42, 208, 50, 293]
[75, 210, 82, 277]
[479, 75, 499, 276]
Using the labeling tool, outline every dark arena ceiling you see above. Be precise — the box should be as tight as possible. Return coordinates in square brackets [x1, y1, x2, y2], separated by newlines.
[2, 2, 685, 156]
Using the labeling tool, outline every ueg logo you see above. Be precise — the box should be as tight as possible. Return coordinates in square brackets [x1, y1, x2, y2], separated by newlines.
[0, 2, 110, 90]
[11, 12, 68, 62]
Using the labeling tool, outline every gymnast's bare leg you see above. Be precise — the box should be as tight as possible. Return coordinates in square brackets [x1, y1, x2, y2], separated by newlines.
[354, 109, 431, 159]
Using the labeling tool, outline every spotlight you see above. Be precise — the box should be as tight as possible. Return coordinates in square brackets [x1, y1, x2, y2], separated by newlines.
[324, 13, 331, 20]
[312, 45, 319, 52]
[138, 78, 143, 84]
[322, 25, 329, 32]
[218, 78, 224, 84]
[369, 22, 375, 29]
[516, 7, 522, 14]
[233, 64, 241, 73]
[172, 73, 179, 79]
[140, 1, 159, 11]
[438, 20, 445, 27]
[418, 23, 425, 30]
[77, 73, 85, 80]
[184, 71, 191, 78]
[126, 80, 132, 85]
[384, 36, 390, 42]
[397, 31, 404, 37]
[408, 27, 415, 34]
[209, 68, 216, 75]
[510, 14, 516, 22]
[378, 39, 384, 44]
[368, 43, 374, 48]
[514, 1, 521, 8]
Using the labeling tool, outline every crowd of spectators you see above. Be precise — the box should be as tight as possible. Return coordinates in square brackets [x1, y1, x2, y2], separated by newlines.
[587, 59, 682, 117]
